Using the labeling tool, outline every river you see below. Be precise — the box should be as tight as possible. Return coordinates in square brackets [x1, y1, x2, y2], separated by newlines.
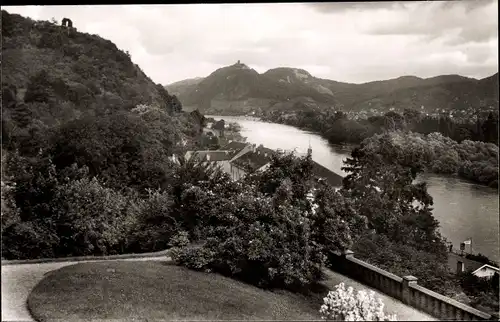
[209, 115, 500, 262]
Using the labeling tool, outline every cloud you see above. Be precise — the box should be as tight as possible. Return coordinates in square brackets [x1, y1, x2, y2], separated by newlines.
[365, 0, 497, 46]
[3, 3, 498, 85]
[307, 1, 404, 13]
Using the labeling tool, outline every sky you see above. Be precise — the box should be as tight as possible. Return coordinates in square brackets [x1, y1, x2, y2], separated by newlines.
[5, 1, 498, 85]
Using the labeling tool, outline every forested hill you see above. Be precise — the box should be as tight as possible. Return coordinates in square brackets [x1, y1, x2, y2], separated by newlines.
[1, 10, 183, 126]
[1, 10, 205, 192]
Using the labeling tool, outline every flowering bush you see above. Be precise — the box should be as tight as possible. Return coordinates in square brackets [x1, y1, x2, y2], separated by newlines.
[319, 283, 397, 321]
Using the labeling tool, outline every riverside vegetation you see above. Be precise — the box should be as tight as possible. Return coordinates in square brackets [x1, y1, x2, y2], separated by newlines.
[263, 109, 499, 188]
[1, 10, 498, 318]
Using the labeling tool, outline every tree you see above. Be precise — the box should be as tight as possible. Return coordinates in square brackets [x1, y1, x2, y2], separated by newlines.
[312, 184, 367, 255]
[213, 119, 225, 131]
[24, 70, 55, 104]
[11, 102, 33, 128]
[341, 134, 444, 253]
[481, 112, 499, 145]
[49, 112, 174, 193]
[247, 151, 314, 204]
[340, 134, 455, 294]
[2, 84, 17, 109]
[170, 95, 183, 113]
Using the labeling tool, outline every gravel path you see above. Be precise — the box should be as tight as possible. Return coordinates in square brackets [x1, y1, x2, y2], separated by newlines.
[1, 256, 170, 321]
[2, 256, 435, 321]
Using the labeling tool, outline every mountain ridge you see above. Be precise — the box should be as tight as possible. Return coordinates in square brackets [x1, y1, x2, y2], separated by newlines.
[166, 63, 498, 115]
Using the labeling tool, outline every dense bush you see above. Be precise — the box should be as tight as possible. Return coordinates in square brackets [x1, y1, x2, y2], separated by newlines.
[458, 271, 499, 315]
[2, 220, 59, 259]
[125, 189, 178, 253]
[352, 234, 457, 295]
[171, 153, 366, 291]
[49, 111, 176, 193]
[51, 177, 141, 256]
[171, 189, 327, 289]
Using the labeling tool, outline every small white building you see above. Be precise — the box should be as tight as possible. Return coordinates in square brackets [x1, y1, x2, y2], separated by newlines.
[472, 264, 499, 279]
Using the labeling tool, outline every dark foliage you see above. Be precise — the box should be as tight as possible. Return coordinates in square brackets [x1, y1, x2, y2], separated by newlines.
[171, 153, 366, 291]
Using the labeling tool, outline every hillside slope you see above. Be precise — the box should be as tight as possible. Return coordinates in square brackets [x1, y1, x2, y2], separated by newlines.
[167, 77, 204, 98]
[348, 74, 498, 112]
[1, 10, 181, 124]
[167, 60, 498, 115]
[166, 63, 337, 114]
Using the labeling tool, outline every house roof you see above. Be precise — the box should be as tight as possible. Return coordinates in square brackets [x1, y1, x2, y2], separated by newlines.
[186, 150, 234, 162]
[447, 252, 485, 273]
[311, 161, 344, 187]
[472, 264, 500, 275]
[231, 145, 275, 172]
[219, 141, 249, 153]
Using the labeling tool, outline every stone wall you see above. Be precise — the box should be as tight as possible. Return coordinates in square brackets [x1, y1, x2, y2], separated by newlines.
[329, 250, 494, 321]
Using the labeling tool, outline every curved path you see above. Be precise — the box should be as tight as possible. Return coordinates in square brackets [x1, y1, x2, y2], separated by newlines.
[2, 254, 171, 321]
[2, 255, 436, 321]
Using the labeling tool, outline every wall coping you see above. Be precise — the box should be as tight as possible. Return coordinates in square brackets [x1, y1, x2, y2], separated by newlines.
[410, 284, 492, 319]
[338, 250, 492, 320]
[403, 275, 418, 282]
[347, 256, 404, 283]
[1, 249, 171, 266]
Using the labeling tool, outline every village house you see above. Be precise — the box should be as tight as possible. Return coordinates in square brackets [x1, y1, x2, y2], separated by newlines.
[187, 140, 344, 187]
[229, 144, 275, 180]
[184, 150, 235, 173]
[311, 160, 343, 187]
[184, 141, 253, 174]
[448, 252, 482, 274]
[447, 251, 500, 278]
[472, 264, 499, 279]
[219, 141, 254, 161]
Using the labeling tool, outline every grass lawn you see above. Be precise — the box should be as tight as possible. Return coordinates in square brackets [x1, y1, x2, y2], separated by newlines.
[27, 260, 324, 321]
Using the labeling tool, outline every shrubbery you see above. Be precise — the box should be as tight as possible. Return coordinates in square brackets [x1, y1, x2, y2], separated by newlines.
[170, 153, 366, 291]
[126, 189, 178, 253]
[352, 234, 457, 295]
[172, 189, 326, 289]
[2, 220, 59, 259]
[51, 177, 141, 256]
[458, 271, 499, 315]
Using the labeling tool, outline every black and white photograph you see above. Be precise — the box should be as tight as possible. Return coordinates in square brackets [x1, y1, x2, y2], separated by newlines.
[1, 1, 499, 321]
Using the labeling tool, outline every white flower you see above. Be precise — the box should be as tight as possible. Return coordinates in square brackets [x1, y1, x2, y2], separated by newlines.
[319, 283, 397, 321]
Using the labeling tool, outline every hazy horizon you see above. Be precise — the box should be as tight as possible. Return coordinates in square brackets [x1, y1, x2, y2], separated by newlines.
[5, 1, 498, 85]
[165, 67, 498, 86]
